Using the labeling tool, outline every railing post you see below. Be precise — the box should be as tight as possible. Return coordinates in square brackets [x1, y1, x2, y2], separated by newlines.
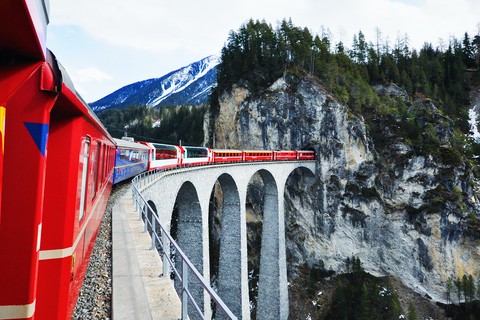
[144, 206, 148, 233]
[151, 217, 156, 250]
[134, 191, 138, 212]
[137, 194, 142, 220]
[182, 259, 189, 320]
[162, 232, 169, 277]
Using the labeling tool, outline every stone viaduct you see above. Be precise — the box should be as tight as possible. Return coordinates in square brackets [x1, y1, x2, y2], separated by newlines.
[137, 161, 316, 320]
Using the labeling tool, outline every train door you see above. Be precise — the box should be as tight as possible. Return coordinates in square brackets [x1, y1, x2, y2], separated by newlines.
[79, 137, 90, 222]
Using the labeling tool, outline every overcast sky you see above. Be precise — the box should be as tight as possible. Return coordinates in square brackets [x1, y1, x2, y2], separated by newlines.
[46, 0, 480, 103]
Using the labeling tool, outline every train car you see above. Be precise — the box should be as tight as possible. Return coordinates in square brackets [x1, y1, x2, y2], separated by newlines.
[181, 146, 212, 166]
[274, 150, 298, 160]
[243, 150, 274, 161]
[212, 149, 244, 163]
[141, 141, 182, 170]
[113, 138, 150, 184]
[297, 150, 315, 160]
[0, 1, 115, 319]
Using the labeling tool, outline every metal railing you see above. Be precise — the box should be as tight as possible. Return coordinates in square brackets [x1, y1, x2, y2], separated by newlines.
[131, 167, 238, 320]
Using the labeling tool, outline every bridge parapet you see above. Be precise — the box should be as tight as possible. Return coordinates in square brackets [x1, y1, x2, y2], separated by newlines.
[132, 160, 316, 320]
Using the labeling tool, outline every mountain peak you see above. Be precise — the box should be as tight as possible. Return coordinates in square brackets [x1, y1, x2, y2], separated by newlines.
[90, 54, 220, 113]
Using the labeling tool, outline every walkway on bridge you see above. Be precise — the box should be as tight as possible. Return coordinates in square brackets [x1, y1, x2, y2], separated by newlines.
[112, 187, 181, 320]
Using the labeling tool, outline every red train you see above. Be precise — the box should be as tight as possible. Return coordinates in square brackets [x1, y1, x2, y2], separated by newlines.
[0, 1, 115, 319]
[136, 142, 315, 171]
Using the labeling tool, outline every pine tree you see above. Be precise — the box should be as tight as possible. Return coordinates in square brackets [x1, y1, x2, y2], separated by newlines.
[462, 32, 476, 68]
[407, 300, 418, 320]
[455, 277, 463, 304]
[446, 277, 454, 305]
[477, 276, 480, 300]
[358, 282, 370, 320]
[462, 274, 469, 305]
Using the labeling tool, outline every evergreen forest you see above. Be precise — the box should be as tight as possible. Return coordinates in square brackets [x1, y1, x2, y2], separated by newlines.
[97, 104, 206, 146]
[212, 18, 480, 131]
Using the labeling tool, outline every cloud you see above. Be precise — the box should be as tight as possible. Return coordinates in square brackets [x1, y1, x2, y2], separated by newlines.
[49, 0, 480, 59]
[72, 67, 113, 83]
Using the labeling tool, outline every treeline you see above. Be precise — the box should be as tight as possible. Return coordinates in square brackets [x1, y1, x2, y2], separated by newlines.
[326, 257, 408, 320]
[300, 256, 480, 319]
[444, 274, 480, 319]
[97, 104, 206, 146]
[212, 19, 480, 131]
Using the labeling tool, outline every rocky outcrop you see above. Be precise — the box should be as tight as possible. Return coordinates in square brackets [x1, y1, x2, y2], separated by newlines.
[211, 73, 480, 303]
[372, 83, 410, 102]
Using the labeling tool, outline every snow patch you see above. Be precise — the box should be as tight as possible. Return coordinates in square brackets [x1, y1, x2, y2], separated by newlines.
[469, 106, 480, 141]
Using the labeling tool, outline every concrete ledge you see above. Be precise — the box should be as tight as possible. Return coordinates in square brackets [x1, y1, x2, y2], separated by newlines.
[113, 187, 182, 320]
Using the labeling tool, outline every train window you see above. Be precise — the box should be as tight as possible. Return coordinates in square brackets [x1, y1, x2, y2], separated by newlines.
[79, 138, 90, 222]
[101, 144, 106, 185]
[93, 142, 101, 200]
[188, 148, 207, 158]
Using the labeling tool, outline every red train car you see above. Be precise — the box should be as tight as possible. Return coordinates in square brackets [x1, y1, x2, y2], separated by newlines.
[212, 149, 243, 163]
[140, 142, 182, 170]
[274, 150, 297, 160]
[0, 1, 115, 319]
[243, 150, 274, 161]
[181, 146, 212, 166]
[297, 150, 315, 160]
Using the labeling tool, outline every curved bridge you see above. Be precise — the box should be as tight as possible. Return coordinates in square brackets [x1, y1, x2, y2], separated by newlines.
[136, 160, 316, 320]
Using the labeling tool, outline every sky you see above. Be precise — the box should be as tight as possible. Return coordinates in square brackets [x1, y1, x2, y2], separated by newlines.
[46, 0, 480, 103]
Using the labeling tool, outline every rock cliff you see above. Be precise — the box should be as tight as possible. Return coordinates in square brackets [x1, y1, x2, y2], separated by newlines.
[211, 72, 480, 304]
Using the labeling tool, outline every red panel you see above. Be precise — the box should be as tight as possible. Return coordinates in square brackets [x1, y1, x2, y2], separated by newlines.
[36, 257, 72, 320]
[0, 64, 56, 314]
[274, 151, 297, 160]
[298, 151, 315, 160]
[244, 152, 274, 161]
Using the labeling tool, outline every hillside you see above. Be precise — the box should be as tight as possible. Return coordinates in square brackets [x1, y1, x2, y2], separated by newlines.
[208, 19, 480, 319]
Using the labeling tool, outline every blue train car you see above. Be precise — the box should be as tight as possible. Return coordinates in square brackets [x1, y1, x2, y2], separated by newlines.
[113, 138, 149, 184]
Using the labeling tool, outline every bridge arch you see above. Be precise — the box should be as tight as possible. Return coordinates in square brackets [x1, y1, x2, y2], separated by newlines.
[212, 173, 244, 319]
[173, 181, 205, 315]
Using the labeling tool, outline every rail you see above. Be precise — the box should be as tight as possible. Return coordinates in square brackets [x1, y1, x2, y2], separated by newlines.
[131, 159, 315, 319]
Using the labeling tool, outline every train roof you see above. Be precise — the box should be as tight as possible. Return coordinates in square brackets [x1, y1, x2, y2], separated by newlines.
[150, 143, 178, 149]
[0, 0, 50, 61]
[242, 150, 273, 153]
[211, 149, 243, 153]
[183, 146, 209, 150]
[114, 138, 150, 150]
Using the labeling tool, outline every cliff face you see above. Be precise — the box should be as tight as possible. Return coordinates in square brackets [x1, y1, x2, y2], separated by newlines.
[212, 73, 480, 303]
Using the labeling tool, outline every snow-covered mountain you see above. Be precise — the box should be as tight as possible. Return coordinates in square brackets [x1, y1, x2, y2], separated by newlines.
[90, 54, 220, 113]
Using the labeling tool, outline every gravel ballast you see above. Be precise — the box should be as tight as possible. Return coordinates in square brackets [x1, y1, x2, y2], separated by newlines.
[73, 181, 131, 320]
